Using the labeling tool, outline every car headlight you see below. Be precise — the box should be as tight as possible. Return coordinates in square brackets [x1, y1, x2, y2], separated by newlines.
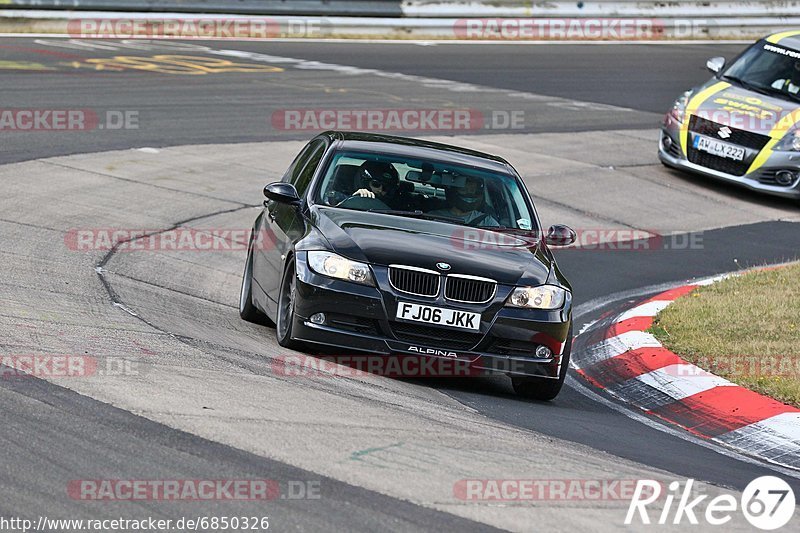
[307, 251, 374, 286]
[774, 129, 800, 152]
[667, 90, 692, 125]
[506, 285, 566, 310]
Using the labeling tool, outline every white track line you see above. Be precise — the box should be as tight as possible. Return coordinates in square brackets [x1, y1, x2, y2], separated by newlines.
[716, 413, 800, 469]
[580, 330, 661, 366]
[615, 299, 672, 322]
[634, 364, 736, 401]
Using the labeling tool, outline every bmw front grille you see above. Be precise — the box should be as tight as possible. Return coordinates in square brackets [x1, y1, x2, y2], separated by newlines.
[388, 265, 496, 303]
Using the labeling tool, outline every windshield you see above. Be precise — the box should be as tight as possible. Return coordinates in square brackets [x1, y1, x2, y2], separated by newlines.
[721, 40, 800, 101]
[315, 150, 537, 231]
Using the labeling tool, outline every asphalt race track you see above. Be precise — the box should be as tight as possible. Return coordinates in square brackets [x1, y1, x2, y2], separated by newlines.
[2, 38, 800, 531]
[0, 39, 749, 165]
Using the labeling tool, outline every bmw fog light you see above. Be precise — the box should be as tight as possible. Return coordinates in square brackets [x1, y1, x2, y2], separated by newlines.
[310, 313, 326, 325]
[535, 345, 552, 359]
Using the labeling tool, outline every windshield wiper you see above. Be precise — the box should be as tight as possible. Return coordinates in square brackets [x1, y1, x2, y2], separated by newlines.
[369, 210, 534, 232]
[725, 74, 800, 102]
[758, 83, 800, 102]
[368, 209, 461, 223]
[368, 209, 424, 216]
[720, 75, 774, 97]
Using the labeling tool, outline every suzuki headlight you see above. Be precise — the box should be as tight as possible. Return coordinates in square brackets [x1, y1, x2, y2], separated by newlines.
[506, 285, 566, 310]
[667, 90, 692, 125]
[307, 251, 374, 286]
[775, 129, 800, 151]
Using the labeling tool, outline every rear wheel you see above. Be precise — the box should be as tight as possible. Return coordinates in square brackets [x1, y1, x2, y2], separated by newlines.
[276, 259, 302, 349]
[239, 230, 275, 326]
[512, 325, 573, 401]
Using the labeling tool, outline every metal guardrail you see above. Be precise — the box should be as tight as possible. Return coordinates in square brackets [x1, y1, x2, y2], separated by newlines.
[406, 0, 800, 17]
[5, 0, 800, 18]
[6, 0, 800, 19]
[2, 0, 797, 40]
[2, 1, 403, 16]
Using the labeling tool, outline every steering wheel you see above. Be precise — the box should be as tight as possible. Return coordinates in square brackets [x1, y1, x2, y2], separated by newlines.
[466, 212, 489, 227]
[336, 195, 390, 210]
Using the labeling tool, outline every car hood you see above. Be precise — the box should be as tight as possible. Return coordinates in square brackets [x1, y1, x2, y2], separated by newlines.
[311, 206, 551, 286]
[690, 80, 799, 137]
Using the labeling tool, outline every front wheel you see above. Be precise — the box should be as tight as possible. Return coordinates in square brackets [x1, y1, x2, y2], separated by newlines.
[511, 325, 572, 401]
[276, 259, 302, 349]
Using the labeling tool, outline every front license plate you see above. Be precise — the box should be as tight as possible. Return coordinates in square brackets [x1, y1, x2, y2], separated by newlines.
[693, 135, 745, 161]
[396, 302, 480, 331]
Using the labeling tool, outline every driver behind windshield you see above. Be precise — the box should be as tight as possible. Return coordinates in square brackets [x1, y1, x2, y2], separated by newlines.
[770, 59, 800, 95]
[428, 176, 500, 227]
[350, 161, 401, 206]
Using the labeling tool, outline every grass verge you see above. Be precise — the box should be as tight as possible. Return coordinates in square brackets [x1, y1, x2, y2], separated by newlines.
[650, 264, 800, 408]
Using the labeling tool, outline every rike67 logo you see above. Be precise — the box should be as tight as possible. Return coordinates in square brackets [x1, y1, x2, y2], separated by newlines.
[626, 477, 795, 530]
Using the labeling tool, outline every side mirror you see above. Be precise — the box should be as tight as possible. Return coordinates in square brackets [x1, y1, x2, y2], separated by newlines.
[545, 224, 576, 247]
[264, 182, 301, 205]
[706, 56, 725, 75]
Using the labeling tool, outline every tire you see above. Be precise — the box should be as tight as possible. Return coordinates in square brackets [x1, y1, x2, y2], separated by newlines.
[239, 230, 275, 326]
[511, 325, 573, 401]
[276, 259, 302, 349]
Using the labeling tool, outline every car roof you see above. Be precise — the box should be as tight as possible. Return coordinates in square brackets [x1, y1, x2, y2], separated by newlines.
[764, 31, 800, 50]
[317, 131, 514, 174]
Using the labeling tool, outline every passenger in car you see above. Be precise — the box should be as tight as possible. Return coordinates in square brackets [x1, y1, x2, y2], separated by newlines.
[428, 176, 500, 227]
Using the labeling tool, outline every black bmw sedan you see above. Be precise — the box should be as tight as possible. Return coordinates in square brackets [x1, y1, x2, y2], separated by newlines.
[240, 131, 576, 400]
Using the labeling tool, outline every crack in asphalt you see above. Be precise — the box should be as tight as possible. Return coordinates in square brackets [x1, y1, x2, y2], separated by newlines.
[95, 204, 254, 335]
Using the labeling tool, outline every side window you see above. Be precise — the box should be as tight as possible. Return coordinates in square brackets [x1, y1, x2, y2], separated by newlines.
[293, 141, 326, 196]
[281, 139, 322, 185]
[281, 139, 325, 196]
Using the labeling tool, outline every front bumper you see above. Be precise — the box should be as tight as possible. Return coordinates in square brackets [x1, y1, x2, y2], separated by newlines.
[658, 122, 800, 200]
[289, 253, 571, 379]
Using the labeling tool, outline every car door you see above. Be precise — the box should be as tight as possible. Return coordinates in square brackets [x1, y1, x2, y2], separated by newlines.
[254, 138, 328, 314]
